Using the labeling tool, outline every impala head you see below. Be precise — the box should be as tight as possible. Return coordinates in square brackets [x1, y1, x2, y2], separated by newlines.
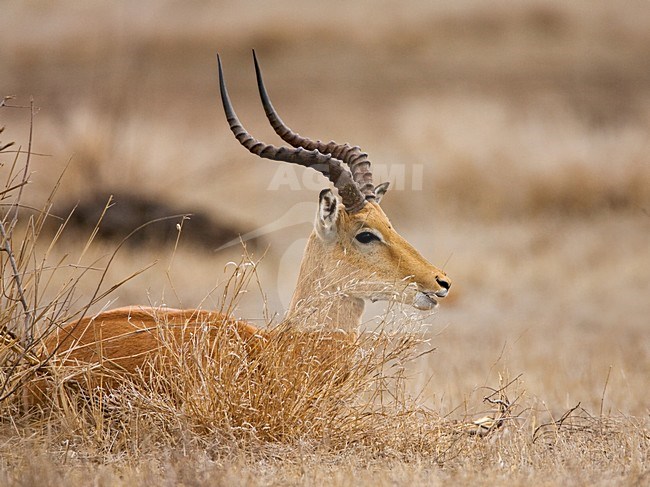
[309, 187, 450, 310]
[218, 51, 450, 314]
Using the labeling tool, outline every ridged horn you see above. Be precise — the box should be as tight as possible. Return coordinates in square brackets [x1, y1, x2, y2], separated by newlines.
[217, 54, 367, 213]
[251, 50, 375, 202]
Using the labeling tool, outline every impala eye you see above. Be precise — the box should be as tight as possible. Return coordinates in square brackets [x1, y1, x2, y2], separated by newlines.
[355, 231, 380, 244]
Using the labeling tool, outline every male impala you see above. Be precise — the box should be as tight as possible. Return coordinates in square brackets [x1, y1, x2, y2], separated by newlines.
[39, 52, 451, 389]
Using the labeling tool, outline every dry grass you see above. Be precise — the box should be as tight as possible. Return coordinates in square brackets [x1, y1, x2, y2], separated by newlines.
[1, 1, 650, 484]
[0, 119, 648, 485]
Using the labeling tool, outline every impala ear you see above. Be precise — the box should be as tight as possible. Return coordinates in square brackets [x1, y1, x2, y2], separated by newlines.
[374, 182, 390, 204]
[315, 188, 339, 241]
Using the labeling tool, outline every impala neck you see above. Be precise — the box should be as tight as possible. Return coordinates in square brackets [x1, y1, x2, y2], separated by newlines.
[287, 232, 365, 331]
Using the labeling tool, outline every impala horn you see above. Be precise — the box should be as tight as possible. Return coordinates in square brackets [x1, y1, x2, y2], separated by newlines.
[217, 52, 370, 213]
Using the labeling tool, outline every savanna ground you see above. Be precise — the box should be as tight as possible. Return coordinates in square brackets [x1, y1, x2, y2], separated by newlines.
[1, 1, 649, 485]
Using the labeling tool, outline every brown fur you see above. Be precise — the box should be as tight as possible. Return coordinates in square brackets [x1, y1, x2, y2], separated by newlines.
[26, 306, 356, 407]
[25, 307, 263, 407]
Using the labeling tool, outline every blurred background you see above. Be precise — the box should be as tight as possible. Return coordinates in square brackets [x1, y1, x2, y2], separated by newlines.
[2, 0, 649, 414]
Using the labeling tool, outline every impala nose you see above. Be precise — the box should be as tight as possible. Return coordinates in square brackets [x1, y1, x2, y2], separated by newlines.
[435, 276, 451, 297]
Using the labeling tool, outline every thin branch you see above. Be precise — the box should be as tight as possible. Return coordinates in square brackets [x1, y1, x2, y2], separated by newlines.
[12, 98, 35, 224]
[0, 327, 40, 366]
[0, 220, 34, 346]
[0, 180, 29, 199]
[599, 365, 612, 418]
[0, 96, 14, 108]
[532, 401, 582, 443]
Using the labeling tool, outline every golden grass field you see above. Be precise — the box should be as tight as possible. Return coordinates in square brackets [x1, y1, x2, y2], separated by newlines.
[1, 1, 649, 485]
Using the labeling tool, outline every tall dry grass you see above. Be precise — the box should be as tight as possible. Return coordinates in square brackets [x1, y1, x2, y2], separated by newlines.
[1, 109, 648, 486]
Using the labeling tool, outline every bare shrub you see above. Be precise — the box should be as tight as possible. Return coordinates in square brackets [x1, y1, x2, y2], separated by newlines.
[0, 101, 148, 406]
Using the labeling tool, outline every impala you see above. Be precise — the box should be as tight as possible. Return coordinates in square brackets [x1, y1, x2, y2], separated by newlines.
[36, 51, 451, 394]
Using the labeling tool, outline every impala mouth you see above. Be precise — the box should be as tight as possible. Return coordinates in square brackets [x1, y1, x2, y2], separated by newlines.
[413, 291, 439, 310]
[434, 288, 449, 299]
